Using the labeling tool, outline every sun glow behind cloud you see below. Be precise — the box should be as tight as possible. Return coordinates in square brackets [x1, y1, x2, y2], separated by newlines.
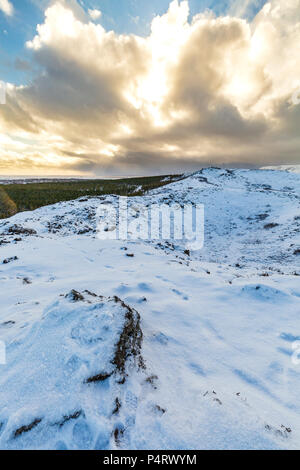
[0, 0, 300, 176]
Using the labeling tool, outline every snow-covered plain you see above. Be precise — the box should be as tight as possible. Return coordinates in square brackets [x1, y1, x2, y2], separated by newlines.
[0, 168, 299, 450]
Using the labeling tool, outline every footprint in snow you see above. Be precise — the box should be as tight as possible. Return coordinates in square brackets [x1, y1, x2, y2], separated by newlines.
[241, 284, 289, 303]
[125, 296, 147, 304]
[266, 361, 285, 383]
[72, 420, 93, 449]
[155, 275, 170, 283]
[203, 390, 222, 405]
[0, 321, 15, 328]
[124, 391, 138, 430]
[277, 347, 293, 357]
[189, 362, 206, 377]
[234, 369, 272, 397]
[151, 332, 169, 345]
[94, 429, 110, 450]
[55, 441, 68, 450]
[171, 288, 189, 300]
[115, 284, 132, 295]
[137, 282, 153, 293]
[280, 332, 300, 342]
[125, 390, 138, 412]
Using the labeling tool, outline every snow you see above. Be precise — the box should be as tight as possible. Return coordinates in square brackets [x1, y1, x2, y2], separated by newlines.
[261, 165, 300, 174]
[0, 168, 299, 449]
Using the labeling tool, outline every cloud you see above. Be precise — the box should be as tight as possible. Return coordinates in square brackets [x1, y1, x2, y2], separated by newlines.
[0, 0, 300, 175]
[88, 8, 101, 21]
[0, 0, 14, 16]
[14, 58, 32, 71]
[228, 0, 266, 18]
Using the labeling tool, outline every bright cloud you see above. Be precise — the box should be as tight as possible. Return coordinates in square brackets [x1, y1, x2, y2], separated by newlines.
[0, 0, 14, 16]
[88, 8, 102, 21]
[0, 0, 300, 176]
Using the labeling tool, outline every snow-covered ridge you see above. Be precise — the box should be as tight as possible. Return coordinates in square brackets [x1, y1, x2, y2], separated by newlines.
[0, 168, 299, 449]
[1, 167, 299, 268]
[261, 164, 300, 174]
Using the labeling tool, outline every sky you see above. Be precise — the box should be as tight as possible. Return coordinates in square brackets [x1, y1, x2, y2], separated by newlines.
[0, 0, 299, 176]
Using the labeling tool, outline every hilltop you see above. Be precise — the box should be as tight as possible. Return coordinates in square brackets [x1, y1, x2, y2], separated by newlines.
[0, 168, 299, 449]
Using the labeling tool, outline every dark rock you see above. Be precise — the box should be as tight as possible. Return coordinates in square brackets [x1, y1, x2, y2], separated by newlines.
[112, 398, 121, 415]
[155, 405, 166, 415]
[3, 256, 18, 264]
[264, 223, 279, 230]
[111, 297, 145, 378]
[8, 225, 37, 236]
[14, 418, 42, 438]
[55, 410, 83, 428]
[85, 372, 112, 384]
[65, 290, 84, 302]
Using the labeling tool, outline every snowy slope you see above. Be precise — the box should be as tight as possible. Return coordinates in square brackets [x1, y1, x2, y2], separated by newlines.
[0, 168, 299, 450]
[261, 165, 300, 174]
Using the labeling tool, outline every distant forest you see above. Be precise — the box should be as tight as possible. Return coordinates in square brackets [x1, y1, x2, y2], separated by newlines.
[0, 175, 181, 219]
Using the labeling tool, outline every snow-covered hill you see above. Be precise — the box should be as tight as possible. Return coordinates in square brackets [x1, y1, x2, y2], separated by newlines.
[0, 168, 299, 450]
[261, 165, 300, 174]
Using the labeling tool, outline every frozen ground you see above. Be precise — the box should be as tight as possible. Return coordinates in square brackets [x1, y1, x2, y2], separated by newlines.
[0, 168, 299, 450]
